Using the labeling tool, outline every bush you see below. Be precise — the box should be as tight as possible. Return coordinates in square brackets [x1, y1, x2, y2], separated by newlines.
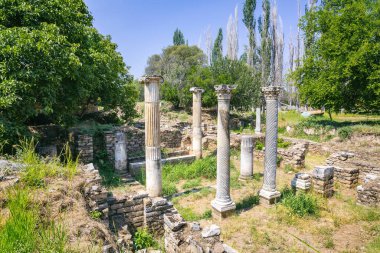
[255, 141, 264, 150]
[281, 187, 320, 217]
[133, 228, 157, 250]
[337, 126, 353, 140]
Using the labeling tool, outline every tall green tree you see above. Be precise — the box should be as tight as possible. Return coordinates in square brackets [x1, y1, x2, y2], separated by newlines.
[0, 0, 137, 126]
[243, 0, 257, 68]
[212, 28, 223, 64]
[293, 0, 380, 115]
[258, 0, 271, 87]
[173, 28, 185, 45]
[145, 45, 206, 108]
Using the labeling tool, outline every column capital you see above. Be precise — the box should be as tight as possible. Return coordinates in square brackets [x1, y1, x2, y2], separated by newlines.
[139, 75, 164, 85]
[190, 87, 205, 94]
[262, 86, 282, 100]
[214, 84, 236, 100]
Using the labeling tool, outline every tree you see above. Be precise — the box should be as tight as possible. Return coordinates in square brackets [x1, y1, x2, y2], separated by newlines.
[173, 28, 185, 45]
[258, 0, 271, 87]
[293, 0, 380, 115]
[227, 6, 239, 61]
[243, 0, 257, 67]
[0, 0, 137, 127]
[212, 28, 223, 64]
[145, 45, 206, 108]
[270, 1, 284, 87]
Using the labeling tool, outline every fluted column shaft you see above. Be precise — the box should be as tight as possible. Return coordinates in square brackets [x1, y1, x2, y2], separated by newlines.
[140, 75, 164, 197]
[239, 135, 254, 180]
[190, 87, 204, 159]
[211, 85, 236, 217]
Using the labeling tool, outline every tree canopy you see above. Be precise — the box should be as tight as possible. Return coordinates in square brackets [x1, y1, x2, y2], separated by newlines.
[0, 0, 137, 126]
[293, 0, 380, 114]
[173, 28, 185, 46]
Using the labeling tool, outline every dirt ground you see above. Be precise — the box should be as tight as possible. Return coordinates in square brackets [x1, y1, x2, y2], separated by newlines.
[172, 135, 380, 253]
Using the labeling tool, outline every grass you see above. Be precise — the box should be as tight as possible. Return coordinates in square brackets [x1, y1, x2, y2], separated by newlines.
[182, 178, 201, 189]
[0, 188, 68, 253]
[175, 206, 212, 221]
[236, 194, 260, 211]
[0, 138, 79, 253]
[280, 187, 321, 218]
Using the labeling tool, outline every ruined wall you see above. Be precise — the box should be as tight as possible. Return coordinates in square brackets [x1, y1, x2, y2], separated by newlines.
[75, 134, 93, 163]
[357, 175, 380, 207]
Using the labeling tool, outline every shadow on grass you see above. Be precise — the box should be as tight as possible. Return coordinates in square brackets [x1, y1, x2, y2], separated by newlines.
[236, 194, 260, 212]
[253, 173, 263, 181]
[166, 186, 213, 201]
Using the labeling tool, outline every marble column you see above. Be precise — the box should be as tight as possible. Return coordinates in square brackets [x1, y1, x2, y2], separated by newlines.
[211, 84, 236, 219]
[114, 130, 127, 176]
[139, 75, 164, 197]
[255, 107, 261, 133]
[190, 87, 204, 159]
[259, 86, 282, 206]
[239, 135, 254, 180]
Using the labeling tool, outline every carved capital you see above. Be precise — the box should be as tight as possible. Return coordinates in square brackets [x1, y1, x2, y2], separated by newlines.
[262, 86, 282, 100]
[139, 75, 164, 85]
[189, 87, 205, 94]
[214, 84, 237, 100]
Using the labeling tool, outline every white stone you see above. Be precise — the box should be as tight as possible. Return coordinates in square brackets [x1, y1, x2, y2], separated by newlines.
[201, 224, 220, 238]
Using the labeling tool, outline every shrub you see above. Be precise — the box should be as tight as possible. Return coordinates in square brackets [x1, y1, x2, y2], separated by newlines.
[133, 228, 156, 250]
[337, 126, 353, 140]
[255, 141, 264, 150]
[281, 187, 320, 217]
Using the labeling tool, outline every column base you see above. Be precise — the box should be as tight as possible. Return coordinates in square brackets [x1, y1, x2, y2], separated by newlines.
[211, 199, 236, 220]
[254, 129, 261, 134]
[239, 175, 253, 181]
[259, 189, 281, 207]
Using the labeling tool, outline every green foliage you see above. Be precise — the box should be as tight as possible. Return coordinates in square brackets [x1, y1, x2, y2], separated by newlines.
[255, 140, 264, 150]
[293, 0, 380, 113]
[337, 126, 353, 140]
[89, 210, 102, 220]
[133, 228, 157, 250]
[284, 164, 295, 173]
[281, 187, 320, 217]
[0, 188, 68, 253]
[366, 235, 380, 253]
[0, 0, 137, 128]
[258, 0, 271, 87]
[162, 182, 177, 196]
[277, 138, 291, 148]
[175, 207, 212, 221]
[16, 138, 78, 187]
[212, 28, 223, 64]
[0, 116, 29, 154]
[243, 0, 257, 67]
[236, 195, 260, 211]
[173, 28, 185, 46]
[182, 178, 201, 189]
[162, 155, 217, 183]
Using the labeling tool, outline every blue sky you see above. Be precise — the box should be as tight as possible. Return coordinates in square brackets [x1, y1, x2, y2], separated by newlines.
[84, 0, 308, 78]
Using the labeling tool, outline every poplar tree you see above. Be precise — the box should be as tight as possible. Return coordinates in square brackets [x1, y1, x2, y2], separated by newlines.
[243, 0, 257, 68]
[258, 0, 271, 87]
[173, 28, 185, 45]
[212, 28, 223, 64]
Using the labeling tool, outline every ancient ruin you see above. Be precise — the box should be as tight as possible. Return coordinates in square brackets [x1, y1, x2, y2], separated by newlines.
[190, 87, 205, 159]
[239, 135, 254, 180]
[139, 75, 164, 197]
[211, 84, 237, 219]
[259, 86, 282, 206]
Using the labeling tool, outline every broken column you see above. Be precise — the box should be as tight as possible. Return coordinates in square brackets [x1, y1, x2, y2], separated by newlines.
[291, 173, 312, 193]
[255, 107, 261, 133]
[312, 165, 334, 197]
[259, 86, 282, 206]
[190, 87, 204, 159]
[211, 85, 236, 219]
[114, 130, 127, 176]
[140, 75, 164, 197]
[239, 135, 254, 180]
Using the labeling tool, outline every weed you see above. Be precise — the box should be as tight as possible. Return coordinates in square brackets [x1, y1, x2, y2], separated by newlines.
[162, 182, 177, 196]
[255, 141, 264, 150]
[284, 164, 295, 173]
[278, 138, 291, 148]
[281, 187, 320, 217]
[133, 228, 157, 250]
[182, 178, 201, 189]
[236, 195, 260, 211]
[89, 211, 102, 220]
[201, 209, 212, 219]
[337, 127, 353, 140]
